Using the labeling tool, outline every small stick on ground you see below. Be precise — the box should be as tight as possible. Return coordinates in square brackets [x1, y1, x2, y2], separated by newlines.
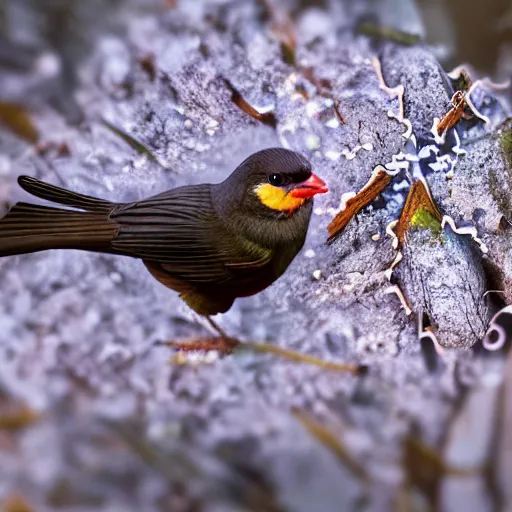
[223, 79, 277, 127]
[157, 338, 365, 374]
[156, 337, 239, 355]
[101, 118, 170, 169]
[292, 408, 371, 482]
[236, 342, 366, 374]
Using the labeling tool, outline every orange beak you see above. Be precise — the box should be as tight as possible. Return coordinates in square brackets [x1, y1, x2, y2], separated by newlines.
[289, 173, 328, 199]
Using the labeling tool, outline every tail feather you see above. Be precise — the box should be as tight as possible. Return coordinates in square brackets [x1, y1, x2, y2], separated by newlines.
[0, 178, 119, 258]
[18, 176, 113, 212]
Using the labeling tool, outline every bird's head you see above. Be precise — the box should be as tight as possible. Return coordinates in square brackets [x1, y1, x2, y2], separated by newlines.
[221, 148, 328, 217]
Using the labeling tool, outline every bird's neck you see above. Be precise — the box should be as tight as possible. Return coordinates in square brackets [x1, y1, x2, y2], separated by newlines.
[212, 182, 313, 249]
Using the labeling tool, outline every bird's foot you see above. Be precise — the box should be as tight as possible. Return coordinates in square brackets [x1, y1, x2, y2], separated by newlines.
[155, 336, 239, 356]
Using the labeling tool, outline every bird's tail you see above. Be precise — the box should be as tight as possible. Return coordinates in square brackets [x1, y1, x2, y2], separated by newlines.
[0, 176, 119, 257]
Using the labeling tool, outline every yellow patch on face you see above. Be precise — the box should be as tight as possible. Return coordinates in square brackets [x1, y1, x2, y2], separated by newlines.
[254, 183, 305, 212]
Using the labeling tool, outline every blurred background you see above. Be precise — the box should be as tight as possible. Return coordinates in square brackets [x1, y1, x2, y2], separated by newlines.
[0, 0, 510, 126]
[0, 1, 511, 511]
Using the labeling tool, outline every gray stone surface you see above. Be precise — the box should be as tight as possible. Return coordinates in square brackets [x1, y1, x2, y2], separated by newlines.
[0, 0, 511, 511]
[395, 225, 491, 348]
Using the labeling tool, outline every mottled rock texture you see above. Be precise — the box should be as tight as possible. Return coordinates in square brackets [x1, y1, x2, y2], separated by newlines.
[0, 0, 511, 511]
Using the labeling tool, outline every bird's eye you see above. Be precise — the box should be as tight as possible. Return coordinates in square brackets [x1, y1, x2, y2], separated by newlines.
[268, 173, 283, 186]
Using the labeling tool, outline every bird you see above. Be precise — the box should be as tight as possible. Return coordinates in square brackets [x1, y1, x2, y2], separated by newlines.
[0, 148, 327, 339]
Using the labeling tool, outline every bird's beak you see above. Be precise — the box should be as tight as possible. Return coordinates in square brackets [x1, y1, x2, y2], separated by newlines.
[289, 173, 328, 199]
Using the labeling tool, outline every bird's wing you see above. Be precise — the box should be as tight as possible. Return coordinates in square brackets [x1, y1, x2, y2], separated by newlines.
[110, 185, 272, 284]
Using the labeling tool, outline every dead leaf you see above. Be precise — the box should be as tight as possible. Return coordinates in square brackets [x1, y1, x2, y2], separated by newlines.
[437, 91, 470, 135]
[328, 166, 392, 241]
[395, 180, 442, 245]
[0, 103, 39, 144]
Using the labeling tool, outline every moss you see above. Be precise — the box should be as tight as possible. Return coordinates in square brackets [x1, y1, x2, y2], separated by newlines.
[494, 122, 512, 215]
[357, 23, 421, 46]
[488, 166, 512, 215]
[410, 207, 442, 236]
[500, 126, 512, 169]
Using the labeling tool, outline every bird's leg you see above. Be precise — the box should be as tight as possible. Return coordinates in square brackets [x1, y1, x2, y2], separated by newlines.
[200, 315, 240, 351]
[205, 316, 232, 341]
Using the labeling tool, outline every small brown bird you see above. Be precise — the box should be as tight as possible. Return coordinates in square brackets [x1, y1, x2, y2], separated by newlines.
[0, 148, 327, 333]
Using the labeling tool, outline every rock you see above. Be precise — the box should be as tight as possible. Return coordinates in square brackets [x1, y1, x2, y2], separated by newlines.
[395, 224, 491, 348]
[0, 0, 510, 510]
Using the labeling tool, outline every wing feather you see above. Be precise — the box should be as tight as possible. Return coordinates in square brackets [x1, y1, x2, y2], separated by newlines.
[110, 184, 272, 284]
